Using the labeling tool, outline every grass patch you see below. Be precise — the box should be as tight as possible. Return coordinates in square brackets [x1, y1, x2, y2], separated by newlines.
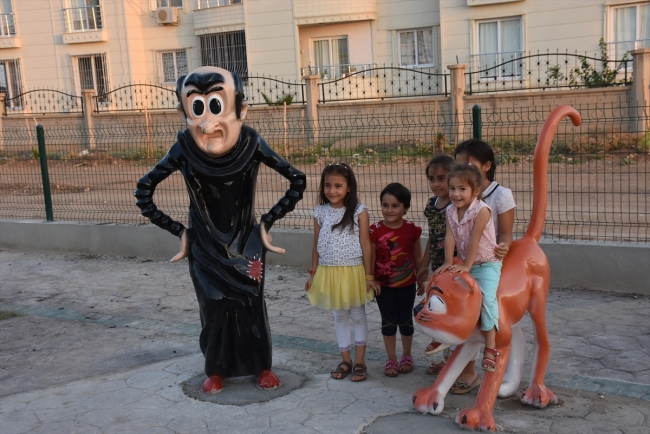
[0, 309, 23, 320]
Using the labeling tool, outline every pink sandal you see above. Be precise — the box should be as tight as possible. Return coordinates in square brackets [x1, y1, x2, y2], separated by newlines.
[424, 340, 450, 355]
[384, 359, 398, 377]
[482, 347, 500, 372]
[398, 355, 414, 374]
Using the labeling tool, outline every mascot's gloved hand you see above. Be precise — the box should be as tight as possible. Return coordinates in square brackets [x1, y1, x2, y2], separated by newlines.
[261, 223, 285, 255]
[170, 227, 192, 263]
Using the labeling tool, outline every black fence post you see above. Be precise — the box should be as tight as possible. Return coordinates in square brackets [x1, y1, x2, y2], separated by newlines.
[472, 104, 482, 140]
[36, 125, 54, 222]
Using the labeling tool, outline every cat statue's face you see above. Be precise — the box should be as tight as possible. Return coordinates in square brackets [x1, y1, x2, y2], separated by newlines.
[413, 271, 483, 345]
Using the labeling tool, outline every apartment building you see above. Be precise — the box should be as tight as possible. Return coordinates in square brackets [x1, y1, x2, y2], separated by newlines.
[0, 0, 648, 105]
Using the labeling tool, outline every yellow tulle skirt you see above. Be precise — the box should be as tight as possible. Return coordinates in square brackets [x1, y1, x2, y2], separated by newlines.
[307, 264, 374, 310]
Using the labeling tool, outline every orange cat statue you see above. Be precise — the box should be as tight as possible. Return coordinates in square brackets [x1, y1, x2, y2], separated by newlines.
[413, 105, 582, 431]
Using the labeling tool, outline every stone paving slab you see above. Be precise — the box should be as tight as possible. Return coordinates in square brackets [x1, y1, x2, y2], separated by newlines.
[1, 251, 650, 433]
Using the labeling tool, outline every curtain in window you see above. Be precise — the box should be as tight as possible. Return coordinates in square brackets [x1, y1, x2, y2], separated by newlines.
[615, 6, 636, 59]
[313, 40, 330, 77]
[416, 29, 434, 65]
[332, 38, 349, 77]
[478, 22, 498, 75]
[500, 19, 521, 76]
[400, 31, 416, 66]
[640, 5, 650, 48]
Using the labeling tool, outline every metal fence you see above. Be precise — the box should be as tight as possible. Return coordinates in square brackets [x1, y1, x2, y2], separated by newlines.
[466, 50, 632, 95]
[319, 66, 449, 103]
[0, 103, 647, 244]
[4, 89, 84, 116]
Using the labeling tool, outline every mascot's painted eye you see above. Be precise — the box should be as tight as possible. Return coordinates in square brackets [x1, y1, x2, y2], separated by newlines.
[192, 97, 205, 117]
[208, 95, 223, 115]
[428, 295, 447, 314]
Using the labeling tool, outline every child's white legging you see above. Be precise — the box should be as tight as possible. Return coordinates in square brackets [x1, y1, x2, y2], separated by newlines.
[333, 305, 368, 353]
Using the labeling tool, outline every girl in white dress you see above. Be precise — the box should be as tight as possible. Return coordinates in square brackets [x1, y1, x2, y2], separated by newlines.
[305, 163, 379, 382]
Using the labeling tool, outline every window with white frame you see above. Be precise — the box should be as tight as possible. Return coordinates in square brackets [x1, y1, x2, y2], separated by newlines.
[65, 0, 102, 33]
[611, 2, 650, 60]
[0, 58, 24, 108]
[157, 0, 182, 7]
[72, 53, 110, 103]
[199, 30, 248, 77]
[398, 28, 434, 67]
[312, 37, 349, 79]
[157, 49, 188, 84]
[475, 17, 523, 78]
[0, 0, 16, 37]
[195, 0, 242, 9]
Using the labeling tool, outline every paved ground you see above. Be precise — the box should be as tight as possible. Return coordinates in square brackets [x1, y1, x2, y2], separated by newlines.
[1, 250, 649, 433]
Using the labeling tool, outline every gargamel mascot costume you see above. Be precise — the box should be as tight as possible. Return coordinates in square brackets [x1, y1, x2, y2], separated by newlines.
[135, 66, 306, 393]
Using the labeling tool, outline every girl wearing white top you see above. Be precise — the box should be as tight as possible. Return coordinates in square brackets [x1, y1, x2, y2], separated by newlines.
[305, 162, 379, 382]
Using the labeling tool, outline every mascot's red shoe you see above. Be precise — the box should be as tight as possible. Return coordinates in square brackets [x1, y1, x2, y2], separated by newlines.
[413, 105, 581, 431]
[256, 369, 281, 390]
[201, 375, 224, 394]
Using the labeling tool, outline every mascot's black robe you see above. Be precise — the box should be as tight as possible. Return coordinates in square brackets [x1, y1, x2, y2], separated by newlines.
[135, 126, 305, 378]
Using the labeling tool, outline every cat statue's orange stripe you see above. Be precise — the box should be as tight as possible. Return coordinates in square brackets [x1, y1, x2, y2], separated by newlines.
[413, 105, 582, 431]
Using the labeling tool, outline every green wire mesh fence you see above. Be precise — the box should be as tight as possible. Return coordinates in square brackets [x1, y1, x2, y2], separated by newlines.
[0, 102, 647, 244]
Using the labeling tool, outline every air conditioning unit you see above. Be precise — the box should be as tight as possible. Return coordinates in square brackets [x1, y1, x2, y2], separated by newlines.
[157, 6, 179, 25]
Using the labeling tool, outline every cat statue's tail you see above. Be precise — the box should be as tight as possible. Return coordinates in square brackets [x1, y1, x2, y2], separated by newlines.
[526, 106, 582, 242]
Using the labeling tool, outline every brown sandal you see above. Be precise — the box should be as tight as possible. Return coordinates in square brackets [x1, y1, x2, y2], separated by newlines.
[482, 347, 500, 372]
[330, 361, 352, 380]
[351, 363, 367, 382]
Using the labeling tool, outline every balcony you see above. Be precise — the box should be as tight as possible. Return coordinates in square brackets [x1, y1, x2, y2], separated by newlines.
[62, 6, 107, 44]
[193, 0, 245, 35]
[300, 63, 375, 80]
[0, 13, 20, 48]
[294, 0, 376, 25]
[194, 0, 242, 10]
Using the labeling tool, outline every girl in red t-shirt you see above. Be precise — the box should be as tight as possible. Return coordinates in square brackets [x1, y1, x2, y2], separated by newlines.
[370, 183, 425, 377]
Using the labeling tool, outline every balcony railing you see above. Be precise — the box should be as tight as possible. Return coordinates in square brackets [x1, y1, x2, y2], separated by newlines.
[194, 0, 242, 9]
[470, 50, 525, 79]
[607, 39, 650, 64]
[0, 14, 15, 37]
[300, 63, 375, 80]
[63, 6, 102, 33]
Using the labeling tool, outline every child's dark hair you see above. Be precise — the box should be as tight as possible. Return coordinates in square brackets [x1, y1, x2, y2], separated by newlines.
[425, 154, 455, 176]
[449, 164, 482, 196]
[380, 182, 411, 209]
[318, 162, 359, 232]
[454, 139, 496, 182]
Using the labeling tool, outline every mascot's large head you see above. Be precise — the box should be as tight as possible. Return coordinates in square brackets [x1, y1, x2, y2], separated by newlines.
[413, 271, 483, 345]
[176, 66, 248, 157]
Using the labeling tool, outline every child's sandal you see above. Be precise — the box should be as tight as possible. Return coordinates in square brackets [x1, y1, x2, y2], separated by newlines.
[351, 363, 368, 382]
[398, 355, 414, 374]
[482, 347, 500, 372]
[384, 359, 398, 377]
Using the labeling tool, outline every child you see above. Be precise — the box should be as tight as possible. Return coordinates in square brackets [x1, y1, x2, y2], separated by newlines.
[305, 162, 379, 382]
[370, 183, 424, 377]
[448, 139, 516, 394]
[418, 155, 456, 375]
[434, 164, 502, 374]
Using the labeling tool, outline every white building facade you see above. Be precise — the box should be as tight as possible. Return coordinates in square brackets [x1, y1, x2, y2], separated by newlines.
[0, 0, 647, 100]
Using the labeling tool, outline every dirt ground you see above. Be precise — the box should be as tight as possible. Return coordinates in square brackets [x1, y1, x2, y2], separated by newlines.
[0, 153, 647, 243]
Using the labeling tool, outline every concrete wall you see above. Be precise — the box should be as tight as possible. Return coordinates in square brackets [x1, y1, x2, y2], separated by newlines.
[1, 219, 648, 295]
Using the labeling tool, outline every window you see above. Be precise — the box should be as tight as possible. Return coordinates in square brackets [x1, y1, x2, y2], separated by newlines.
[0, 59, 24, 109]
[199, 30, 248, 77]
[0, 0, 15, 37]
[475, 17, 523, 78]
[611, 3, 650, 60]
[72, 53, 110, 103]
[157, 49, 188, 84]
[196, 0, 242, 9]
[157, 0, 182, 7]
[313, 37, 349, 79]
[399, 29, 434, 67]
[65, 0, 102, 32]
